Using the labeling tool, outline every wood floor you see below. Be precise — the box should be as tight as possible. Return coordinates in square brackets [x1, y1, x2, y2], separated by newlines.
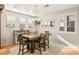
[60, 46, 79, 55]
[0, 44, 79, 55]
[0, 44, 19, 55]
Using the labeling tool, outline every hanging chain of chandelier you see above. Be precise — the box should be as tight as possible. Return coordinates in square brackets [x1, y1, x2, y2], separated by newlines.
[32, 5, 40, 25]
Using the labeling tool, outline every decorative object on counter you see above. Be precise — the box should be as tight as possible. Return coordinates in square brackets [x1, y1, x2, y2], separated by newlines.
[6, 24, 15, 27]
[19, 24, 25, 27]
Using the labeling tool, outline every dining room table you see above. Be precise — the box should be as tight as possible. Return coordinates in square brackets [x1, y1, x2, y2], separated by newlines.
[22, 33, 40, 53]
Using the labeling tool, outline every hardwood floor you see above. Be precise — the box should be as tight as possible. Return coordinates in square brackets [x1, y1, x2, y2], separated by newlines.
[60, 46, 79, 55]
[0, 48, 9, 55]
[0, 44, 79, 55]
[0, 44, 19, 55]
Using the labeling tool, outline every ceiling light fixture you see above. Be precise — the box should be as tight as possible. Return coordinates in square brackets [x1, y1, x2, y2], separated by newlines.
[32, 5, 40, 25]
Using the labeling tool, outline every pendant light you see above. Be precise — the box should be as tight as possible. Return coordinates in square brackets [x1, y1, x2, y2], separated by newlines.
[32, 5, 40, 25]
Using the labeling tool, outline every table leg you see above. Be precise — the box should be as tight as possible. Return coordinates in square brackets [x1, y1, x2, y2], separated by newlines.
[31, 40, 36, 53]
[27, 44, 30, 51]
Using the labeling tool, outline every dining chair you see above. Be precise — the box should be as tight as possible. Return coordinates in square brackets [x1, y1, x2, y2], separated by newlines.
[35, 33, 46, 54]
[44, 31, 50, 48]
[17, 34, 31, 55]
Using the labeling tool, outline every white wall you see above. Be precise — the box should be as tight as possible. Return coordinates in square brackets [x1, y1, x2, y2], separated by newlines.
[38, 14, 59, 37]
[1, 7, 79, 46]
[1, 9, 33, 46]
[39, 7, 79, 39]
[77, 8, 79, 35]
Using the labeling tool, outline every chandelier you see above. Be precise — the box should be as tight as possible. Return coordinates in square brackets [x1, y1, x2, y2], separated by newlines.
[32, 5, 40, 25]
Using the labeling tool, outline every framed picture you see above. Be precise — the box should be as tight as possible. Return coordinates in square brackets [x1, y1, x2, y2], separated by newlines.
[59, 16, 65, 31]
[59, 22, 65, 31]
[49, 19, 55, 27]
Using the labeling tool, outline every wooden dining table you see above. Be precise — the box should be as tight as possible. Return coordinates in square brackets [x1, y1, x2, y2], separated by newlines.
[22, 34, 40, 53]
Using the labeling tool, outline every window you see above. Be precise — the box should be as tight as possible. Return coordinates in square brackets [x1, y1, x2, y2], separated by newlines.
[67, 15, 75, 32]
[59, 13, 76, 33]
[20, 17, 26, 24]
[7, 15, 16, 27]
[19, 17, 26, 27]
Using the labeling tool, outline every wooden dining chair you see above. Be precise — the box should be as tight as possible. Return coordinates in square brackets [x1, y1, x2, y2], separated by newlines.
[44, 31, 50, 48]
[17, 34, 31, 55]
[35, 33, 46, 54]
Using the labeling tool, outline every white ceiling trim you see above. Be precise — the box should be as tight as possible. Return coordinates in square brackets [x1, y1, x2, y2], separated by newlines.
[5, 7, 35, 17]
[5, 4, 79, 17]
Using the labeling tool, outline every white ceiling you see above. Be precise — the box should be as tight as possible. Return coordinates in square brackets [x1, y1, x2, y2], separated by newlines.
[5, 4, 79, 16]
